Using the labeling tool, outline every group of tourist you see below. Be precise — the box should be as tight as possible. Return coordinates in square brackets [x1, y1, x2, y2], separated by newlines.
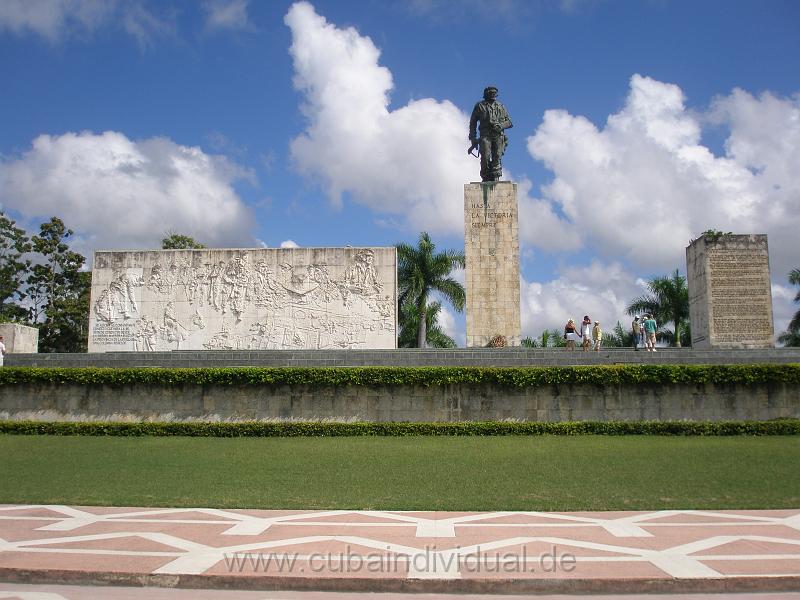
[631, 314, 658, 351]
[563, 316, 603, 351]
[561, 314, 659, 351]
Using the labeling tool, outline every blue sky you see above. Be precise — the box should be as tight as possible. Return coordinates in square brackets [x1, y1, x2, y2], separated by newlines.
[1, 0, 799, 345]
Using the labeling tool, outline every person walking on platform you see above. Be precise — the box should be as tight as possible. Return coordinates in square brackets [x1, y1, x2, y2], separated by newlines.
[580, 315, 592, 352]
[643, 314, 658, 352]
[564, 319, 578, 350]
[592, 321, 603, 351]
[631, 316, 641, 351]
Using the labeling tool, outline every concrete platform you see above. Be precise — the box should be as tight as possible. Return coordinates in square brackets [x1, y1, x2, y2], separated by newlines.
[6, 347, 800, 368]
[1, 505, 799, 594]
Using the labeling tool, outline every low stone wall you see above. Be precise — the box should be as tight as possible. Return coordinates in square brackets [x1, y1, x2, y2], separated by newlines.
[7, 347, 800, 368]
[1, 381, 796, 423]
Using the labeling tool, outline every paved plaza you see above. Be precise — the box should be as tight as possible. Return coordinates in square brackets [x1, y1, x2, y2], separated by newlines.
[1, 584, 799, 599]
[1, 505, 799, 594]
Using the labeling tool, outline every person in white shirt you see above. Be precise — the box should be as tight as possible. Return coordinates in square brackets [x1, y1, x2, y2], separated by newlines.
[580, 316, 592, 352]
[0, 335, 6, 367]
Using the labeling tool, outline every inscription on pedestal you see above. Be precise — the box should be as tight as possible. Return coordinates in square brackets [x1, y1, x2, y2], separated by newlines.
[464, 182, 521, 347]
[686, 234, 773, 349]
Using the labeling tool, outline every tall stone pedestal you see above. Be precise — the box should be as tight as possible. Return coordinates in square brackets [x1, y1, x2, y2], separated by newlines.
[686, 234, 774, 349]
[464, 181, 521, 347]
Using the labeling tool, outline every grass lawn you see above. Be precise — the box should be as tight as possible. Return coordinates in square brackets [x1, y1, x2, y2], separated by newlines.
[1, 435, 798, 511]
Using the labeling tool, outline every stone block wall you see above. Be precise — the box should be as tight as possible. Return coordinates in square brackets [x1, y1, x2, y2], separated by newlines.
[1, 381, 796, 423]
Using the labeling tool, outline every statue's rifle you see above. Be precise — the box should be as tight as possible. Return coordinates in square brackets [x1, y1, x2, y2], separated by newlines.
[467, 141, 480, 158]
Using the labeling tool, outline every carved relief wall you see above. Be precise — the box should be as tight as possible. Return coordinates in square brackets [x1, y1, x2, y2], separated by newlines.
[88, 248, 397, 352]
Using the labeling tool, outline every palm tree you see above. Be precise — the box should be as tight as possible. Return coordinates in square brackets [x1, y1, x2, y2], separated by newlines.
[397, 232, 465, 348]
[602, 321, 636, 347]
[398, 301, 456, 348]
[626, 269, 690, 347]
[778, 268, 800, 347]
[522, 329, 566, 348]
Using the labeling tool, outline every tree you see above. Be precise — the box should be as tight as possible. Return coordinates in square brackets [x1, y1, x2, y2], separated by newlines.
[0, 212, 32, 322]
[397, 232, 465, 348]
[38, 271, 91, 353]
[161, 232, 206, 249]
[601, 321, 646, 347]
[626, 269, 690, 347]
[25, 218, 90, 352]
[546, 328, 567, 348]
[398, 301, 456, 348]
[778, 268, 800, 347]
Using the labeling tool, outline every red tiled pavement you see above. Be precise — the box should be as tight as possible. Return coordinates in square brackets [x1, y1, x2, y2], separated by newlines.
[1, 505, 800, 594]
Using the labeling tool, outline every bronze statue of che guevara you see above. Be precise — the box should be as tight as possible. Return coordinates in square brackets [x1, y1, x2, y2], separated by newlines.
[468, 86, 513, 182]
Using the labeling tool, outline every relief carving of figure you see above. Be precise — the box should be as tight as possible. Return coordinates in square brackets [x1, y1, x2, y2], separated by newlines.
[248, 319, 274, 349]
[108, 269, 140, 319]
[147, 264, 166, 294]
[191, 309, 205, 330]
[195, 263, 211, 307]
[163, 301, 187, 346]
[94, 289, 113, 323]
[344, 249, 380, 294]
[133, 316, 158, 351]
[208, 260, 226, 309]
[204, 323, 234, 349]
[221, 254, 251, 321]
[252, 260, 280, 308]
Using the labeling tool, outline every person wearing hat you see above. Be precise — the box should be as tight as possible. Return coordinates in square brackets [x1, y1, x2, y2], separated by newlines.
[468, 86, 513, 182]
[563, 318, 578, 350]
[643, 313, 658, 351]
[592, 321, 603, 351]
[0, 335, 6, 367]
[631, 316, 641, 351]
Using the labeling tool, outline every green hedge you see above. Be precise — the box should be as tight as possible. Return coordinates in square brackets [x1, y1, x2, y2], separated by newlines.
[1, 419, 798, 437]
[1, 364, 799, 387]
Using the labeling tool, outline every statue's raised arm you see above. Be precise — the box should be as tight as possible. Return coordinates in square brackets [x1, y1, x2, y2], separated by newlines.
[467, 86, 512, 182]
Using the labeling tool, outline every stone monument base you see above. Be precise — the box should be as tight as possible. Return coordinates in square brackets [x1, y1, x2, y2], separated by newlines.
[464, 181, 521, 347]
[0, 323, 38, 353]
[686, 234, 774, 349]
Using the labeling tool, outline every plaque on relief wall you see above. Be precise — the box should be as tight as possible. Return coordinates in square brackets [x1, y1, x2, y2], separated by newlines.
[88, 247, 397, 352]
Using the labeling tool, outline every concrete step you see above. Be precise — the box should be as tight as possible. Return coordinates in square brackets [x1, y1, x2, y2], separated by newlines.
[6, 347, 800, 368]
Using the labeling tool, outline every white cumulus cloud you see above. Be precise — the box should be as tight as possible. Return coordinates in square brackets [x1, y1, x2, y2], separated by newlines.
[525, 75, 800, 339]
[526, 74, 800, 278]
[0, 131, 255, 256]
[285, 1, 475, 235]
